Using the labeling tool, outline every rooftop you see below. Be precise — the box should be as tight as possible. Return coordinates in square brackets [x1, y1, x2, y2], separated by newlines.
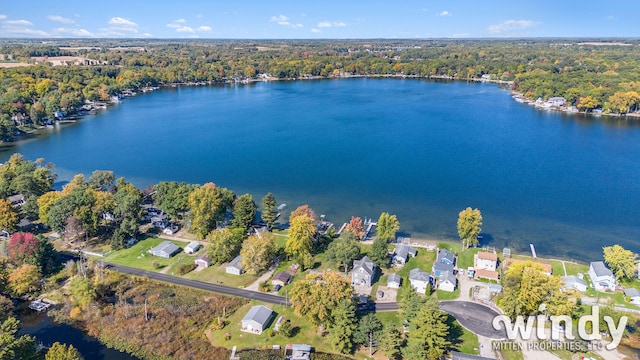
[477, 251, 498, 261]
[590, 261, 614, 278]
[242, 305, 273, 326]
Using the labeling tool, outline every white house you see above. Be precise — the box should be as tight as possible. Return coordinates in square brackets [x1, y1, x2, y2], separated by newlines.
[589, 261, 616, 292]
[438, 271, 457, 292]
[474, 251, 498, 271]
[226, 255, 244, 275]
[148, 241, 180, 258]
[562, 275, 588, 292]
[184, 241, 201, 254]
[241, 305, 274, 334]
[387, 273, 402, 288]
[624, 288, 640, 305]
[409, 268, 433, 294]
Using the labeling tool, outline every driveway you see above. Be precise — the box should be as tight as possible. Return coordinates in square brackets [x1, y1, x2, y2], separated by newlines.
[440, 301, 507, 339]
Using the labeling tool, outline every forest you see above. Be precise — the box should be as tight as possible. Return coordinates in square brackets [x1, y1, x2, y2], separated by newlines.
[1, 38, 640, 141]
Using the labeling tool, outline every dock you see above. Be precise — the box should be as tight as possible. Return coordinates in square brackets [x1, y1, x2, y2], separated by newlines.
[363, 219, 377, 240]
[529, 243, 537, 258]
[336, 223, 347, 236]
[29, 299, 51, 312]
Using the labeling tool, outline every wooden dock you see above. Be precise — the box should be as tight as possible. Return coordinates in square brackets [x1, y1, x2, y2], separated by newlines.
[529, 243, 537, 258]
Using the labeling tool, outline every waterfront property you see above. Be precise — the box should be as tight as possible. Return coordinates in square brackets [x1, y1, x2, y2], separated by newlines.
[588, 261, 616, 291]
[226, 255, 244, 275]
[148, 241, 181, 258]
[352, 256, 376, 286]
[393, 245, 418, 266]
[503, 258, 552, 276]
[474, 251, 498, 271]
[561, 275, 588, 292]
[433, 249, 456, 277]
[241, 305, 274, 334]
[475, 268, 499, 282]
[409, 268, 433, 294]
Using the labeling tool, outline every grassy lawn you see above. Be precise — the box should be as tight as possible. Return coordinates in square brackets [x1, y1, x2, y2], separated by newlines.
[549, 260, 565, 276]
[103, 237, 181, 271]
[437, 288, 460, 301]
[495, 342, 524, 360]
[374, 311, 402, 328]
[184, 262, 258, 288]
[453, 321, 479, 355]
[564, 262, 589, 276]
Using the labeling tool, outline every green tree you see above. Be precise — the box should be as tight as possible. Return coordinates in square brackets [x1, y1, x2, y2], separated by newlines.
[325, 231, 360, 272]
[152, 181, 195, 220]
[0, 317, 38, 360]
[0, 199, 19, 233]
[112, 178, 143, 238]
[289, 272, 354, 325]
[377, 212, 399, 242]
[328, 300, 357, 354]
[88, 170, 115, 191]
[261, 192, 277, 230]
[231, 193, 256, 232]
[378, 324, 402, 360]
[457, 207, 482, 249]
[45, 342, 84, 360]
[69, 276, 96, 309]
[7, 264, 41, 297]
[354, 313, 383, 356]
[286, 214, 316, 265]
[404, 298, 451, 360]
[370, 236, 390, 268]
[187, 183, 227, 239]
[240, 233, 275, 275]
[205, 227, 244, 264]
[399, 286, 427, 324]
[278, 319, 293, 337]
[603, 245, 637, 280]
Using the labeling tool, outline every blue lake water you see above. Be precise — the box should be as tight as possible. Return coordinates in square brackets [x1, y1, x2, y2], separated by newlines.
[2, 78, 640, 260]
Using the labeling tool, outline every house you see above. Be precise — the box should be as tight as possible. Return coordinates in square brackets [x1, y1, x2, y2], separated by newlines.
[624, 288, 640, 305]
[474, 252, 498, 271]
[184, 241, 201, 254]
[271, 272, 293, 287]
[151, 214, 169, 229]
[503, 258, 552, 276]
[195, 253, 211, 268]
[562, 275, 588, 292]
[546, 97, 566, 107]
[226, 255, 244, 275]
[7, 194, 25, 207]
[17, 219, 34, 231]
[438, 270, 457, 292]
[124, 238, 138, 247]
[475, 268, 500, 281]
[148, 241, 181, 258]
[285, 344, 312, 360]
[589, 261, 616, 292]
[387, 273, 402, 288]
[393, 245, 417, 265]
[241, 305, 274, 334]
[163, 224, 179, 235]
[432, 249, 456, 277]
[409, 268, 433, 294]
[352, 256, 376, 286]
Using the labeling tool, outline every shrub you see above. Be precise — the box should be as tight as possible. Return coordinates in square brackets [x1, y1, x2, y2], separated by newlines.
[177, 263, 196, 275]
[151, 260, 160, 269]
[258, 280, 271, 292]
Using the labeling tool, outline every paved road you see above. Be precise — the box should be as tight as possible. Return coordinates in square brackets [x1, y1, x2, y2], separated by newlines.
[103, 262, 291, 306]
[440, 301, 507, 339]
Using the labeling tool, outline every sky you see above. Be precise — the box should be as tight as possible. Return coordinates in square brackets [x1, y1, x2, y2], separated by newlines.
[0, 1, 638, 39]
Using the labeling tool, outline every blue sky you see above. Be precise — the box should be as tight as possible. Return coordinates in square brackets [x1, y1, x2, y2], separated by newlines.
[0, 1, 638, 39]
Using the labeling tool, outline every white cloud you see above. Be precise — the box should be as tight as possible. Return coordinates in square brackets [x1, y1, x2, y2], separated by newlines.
[52, 27, 93, 37]
[317, 21, 347, 28]
[292, 23, 303, 29]
[141, 32, 153, 38]
[167, 23, 195, 33]
[0, 15, 7, 20]
[436, 11, 451, 16]
[311, 28, 321, 33]
[47, 15, 74, 24]
[5, 19, 34, 26]
[488, 19, 539, 34]
[108, 17, 137, 27]
[270, 14, 303, 28]
[197, 26, 212, 32]
[196, 14, 204, 19]
[175, 18, 186, 23]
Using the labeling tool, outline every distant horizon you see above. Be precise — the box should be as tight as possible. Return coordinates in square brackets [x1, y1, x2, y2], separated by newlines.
[1, 37, 640, 42]
[1, 1, 638, 39]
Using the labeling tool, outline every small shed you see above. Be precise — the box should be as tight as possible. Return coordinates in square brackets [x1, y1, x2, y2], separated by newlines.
[241, 305, 274, 334]
[184, 241, 201, 254]
[624, 288, 640, 305]
[271, 272, 292, 287]
[226, 255, 244, 275]
[387, 273, 402, 288]
[195, 253, 211, 268]
[562, 275, 588, 292]
[149, 241, 181, 258]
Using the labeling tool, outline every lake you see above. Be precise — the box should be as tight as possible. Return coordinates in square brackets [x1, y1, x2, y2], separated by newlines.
[2, 78, 639, 260]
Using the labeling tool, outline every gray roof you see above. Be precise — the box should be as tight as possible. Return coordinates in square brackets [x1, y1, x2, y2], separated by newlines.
[242, 305, 273, 326]
[7, 194, 25, 204]
[228, 255, 244, 270]
[149, 241, 180, 256]
[353, 256, 375, 276]
[195, 253, 210, 263]
[590, 261, 614, 278]
[439, 270, 457, 285]
[387, 273, 402, 285]
[624, 288, 640, 298]
[433, 261, 454, 274]
[395, 245, 417, 260]
[437, 249, 456, 264]
[562, 275, 587, 287]
[272, 271, 292, 284]
[409, 268, 431, 282]
[185, 241, 201, 252]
